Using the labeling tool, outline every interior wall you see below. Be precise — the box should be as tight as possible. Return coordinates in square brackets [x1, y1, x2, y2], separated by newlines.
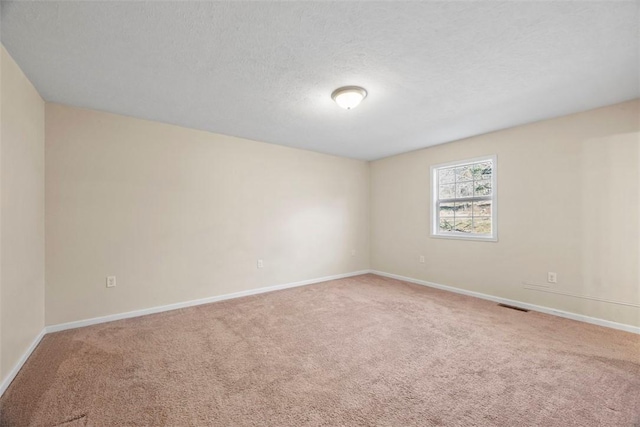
[0, 38, 3, 381]
[45, 104, 370, 325]
[1, 36, 4, 383]
[370, 100, 640, 327]
[0, 47, 45, 379]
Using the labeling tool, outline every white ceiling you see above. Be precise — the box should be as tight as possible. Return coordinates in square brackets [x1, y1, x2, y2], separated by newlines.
[2, 1, 638, 160]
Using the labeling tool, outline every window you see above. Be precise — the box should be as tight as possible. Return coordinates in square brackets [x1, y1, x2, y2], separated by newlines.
[431, 155, 497, 241]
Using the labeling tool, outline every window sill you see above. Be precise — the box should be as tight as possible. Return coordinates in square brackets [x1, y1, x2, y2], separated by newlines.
[430, 233, 498, 242]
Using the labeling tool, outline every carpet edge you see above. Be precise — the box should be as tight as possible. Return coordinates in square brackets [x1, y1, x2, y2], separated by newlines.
[45, 270, 372, 334]
[371, 270, 640, 335]
[0, 328, 46, 397]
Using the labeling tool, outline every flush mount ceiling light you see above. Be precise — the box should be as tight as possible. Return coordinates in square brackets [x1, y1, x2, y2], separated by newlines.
[331, 86, 367, 110]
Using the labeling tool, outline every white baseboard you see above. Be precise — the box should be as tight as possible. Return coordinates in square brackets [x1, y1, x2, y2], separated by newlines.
[0, 328, 46, 397]
[371, 270, 640, 335]
[46, 270, 371, 334]
[3, 268, 636, 398]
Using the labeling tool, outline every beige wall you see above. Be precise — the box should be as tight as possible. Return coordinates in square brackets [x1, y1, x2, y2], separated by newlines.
[4, 48, 638, 351]
[0, 47, 45, 379]
[45, 104, 370, 325]
[1, 42, 3, 383]
[44, 101, 640, 329]
[371, 100, 640, 327]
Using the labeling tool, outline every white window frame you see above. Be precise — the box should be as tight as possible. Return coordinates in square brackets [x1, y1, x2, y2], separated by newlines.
[430, 155, 498, 242]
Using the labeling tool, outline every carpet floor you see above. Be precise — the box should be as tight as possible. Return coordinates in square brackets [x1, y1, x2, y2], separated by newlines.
[1, 274, 639, 426]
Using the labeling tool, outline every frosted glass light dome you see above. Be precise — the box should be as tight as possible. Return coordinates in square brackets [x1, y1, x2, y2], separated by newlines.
[331, 86, 367, 110]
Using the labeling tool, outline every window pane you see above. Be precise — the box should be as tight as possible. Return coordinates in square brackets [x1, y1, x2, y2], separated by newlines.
[455, 201, 473, 217]
[474, 179, 492, 196]
[439, 184, 455, 199]
[439, 167, 455, 184]
[455, 165, 473, 182]
[471, 162, 492, 180]
[456, 181, 473, 198]
[473, 217, 492, 234]
[439, 202, 455, 218]
[439, 217, 454, 232]
[454, 217, 473, 233]
[472, 201, 492, 216]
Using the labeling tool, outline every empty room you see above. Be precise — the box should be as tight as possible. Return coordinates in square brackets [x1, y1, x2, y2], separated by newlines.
[0, 1, 639, 426]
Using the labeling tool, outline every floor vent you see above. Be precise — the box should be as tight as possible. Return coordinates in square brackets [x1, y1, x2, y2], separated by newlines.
[498, 303, 529, 312]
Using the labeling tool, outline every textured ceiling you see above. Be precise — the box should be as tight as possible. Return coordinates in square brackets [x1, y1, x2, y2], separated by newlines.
[2, 1, 638, 160]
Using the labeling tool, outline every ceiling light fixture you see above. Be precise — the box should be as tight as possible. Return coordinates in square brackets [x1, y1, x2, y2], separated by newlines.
[331, 86, 367, 110]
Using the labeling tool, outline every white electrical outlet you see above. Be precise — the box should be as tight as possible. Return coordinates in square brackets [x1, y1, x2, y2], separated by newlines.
[106, 276, 116, 288]
[257, 259, 264, 269]
[547, 272, 557, 284]
[419, 255, 425, 263]
[351, 249, 356, 256]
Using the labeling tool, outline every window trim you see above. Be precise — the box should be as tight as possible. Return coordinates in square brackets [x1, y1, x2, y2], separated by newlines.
[430, 155, 498, 242]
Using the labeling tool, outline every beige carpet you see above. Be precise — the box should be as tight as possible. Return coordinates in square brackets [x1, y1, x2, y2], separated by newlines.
[1, 274, 639, 426]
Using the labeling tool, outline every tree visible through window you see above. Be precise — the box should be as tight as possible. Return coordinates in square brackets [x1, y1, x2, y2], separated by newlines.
[431, 156, 497, 240]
